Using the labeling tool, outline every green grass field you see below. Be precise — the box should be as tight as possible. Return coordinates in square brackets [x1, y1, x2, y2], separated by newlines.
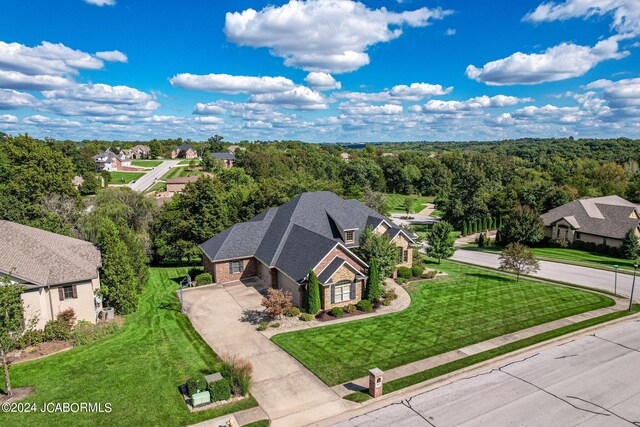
[160, 166, 202, 181]
[0, 267, 256, 426]
[109, 171, 146, 184]
[272, 262, 614, 386]
[178, 159, 202, 166]
[411, 224, 460, 240]
[131, 160, 163, 167]
[385, 194, 434, 214]
[144, 182, 167, 194]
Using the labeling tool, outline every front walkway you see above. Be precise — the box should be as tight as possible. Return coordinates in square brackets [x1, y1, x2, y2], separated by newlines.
[182, 280, 356, 426]
[331, 297, 628, 396]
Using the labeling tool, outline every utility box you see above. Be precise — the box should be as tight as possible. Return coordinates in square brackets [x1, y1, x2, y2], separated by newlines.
[101, 307, 115, 321]
[192, 391, 211, 408]
[369, 368, 383, 398]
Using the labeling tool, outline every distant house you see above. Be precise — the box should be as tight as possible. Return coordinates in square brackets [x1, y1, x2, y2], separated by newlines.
[381, 152, 398, 157]
[0, 221, 102, 329]
[93, 149, 131, 171]
[211, 152, 235, 168]
[199, 191, 417, 309]
[227, 145, 245, 155]
[166, 173, 213, 194]
[340, 152, 350, 161]
[122, 145, 151, 159]
[541, 195, 640, 248]
[171, 143, 198, 159]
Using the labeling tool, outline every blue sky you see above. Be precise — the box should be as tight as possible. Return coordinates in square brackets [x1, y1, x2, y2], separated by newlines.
[0, 0, 638, 142]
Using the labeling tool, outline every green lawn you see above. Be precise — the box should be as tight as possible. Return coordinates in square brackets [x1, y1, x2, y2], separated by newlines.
[385, 193, 434, 214]
[272, 262, 614, 386]
[0, 267, 256, 426]
[411, 224, 460, 240]
[160, 166, 201, 181]
[144, 182, 167, 194]
[109, 171, 146, 184]
[178, 159, 202, 166]
[131, 160, 163, 167]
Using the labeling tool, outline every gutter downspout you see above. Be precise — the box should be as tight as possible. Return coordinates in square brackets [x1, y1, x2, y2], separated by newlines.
[47, 286, 54, 324]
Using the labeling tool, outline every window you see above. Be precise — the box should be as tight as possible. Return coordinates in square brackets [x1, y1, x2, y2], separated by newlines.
[59, 285, 77, 301]
[345, 230, 354, 243]
[576, 232, 581, 239]
[398, 247, 404, 263]
[403, 249, 409, 262]
[229, 260, 244, 274]
[334, 280, 352, 303]
[63, 286, 74, 299]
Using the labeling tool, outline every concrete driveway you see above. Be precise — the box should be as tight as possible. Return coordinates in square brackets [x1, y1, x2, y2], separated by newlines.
[452, 248, 639, 299]
[333, 319, 640, 427]
[182, 280, 353, 425]
[128, 159, 180, 192]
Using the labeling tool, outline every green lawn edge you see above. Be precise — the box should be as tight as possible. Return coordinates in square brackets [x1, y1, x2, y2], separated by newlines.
[242, 420, 270, 427]
[344, 305, 640, 403]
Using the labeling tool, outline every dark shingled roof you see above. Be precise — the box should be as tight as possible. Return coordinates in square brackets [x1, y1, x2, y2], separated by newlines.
[0, 221, 101, 288]
[199, 191, 414, 283]
[541, 195, 640, 240]
[316, 257, 364, 284]
[211, 152, 235, 160]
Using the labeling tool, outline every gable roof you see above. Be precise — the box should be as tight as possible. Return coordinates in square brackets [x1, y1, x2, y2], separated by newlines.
[200, 191, 410, 282]
[211, 152, 235, 160]
[0, 221, 101, 288]
[317, 256, 365, 284]
[175, 143, 194, 152]
[541, 195, 640, 240]
[166, 172, 213, 185]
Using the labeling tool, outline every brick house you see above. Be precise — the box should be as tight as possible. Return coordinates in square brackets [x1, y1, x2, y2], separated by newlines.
[0, 220, 102, 330]
[211, 152, 235, 168]
[93, 149, 131, 171]
[199, 191, 417, 310]
[541, 195, 640, 248]
[171, 143, 198, 159]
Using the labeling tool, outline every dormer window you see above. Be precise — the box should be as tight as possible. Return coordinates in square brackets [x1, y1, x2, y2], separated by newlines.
[345, 230, 354, 243]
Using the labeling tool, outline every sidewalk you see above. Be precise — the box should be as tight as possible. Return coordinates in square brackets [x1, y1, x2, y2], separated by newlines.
[331, 297, 628, 396]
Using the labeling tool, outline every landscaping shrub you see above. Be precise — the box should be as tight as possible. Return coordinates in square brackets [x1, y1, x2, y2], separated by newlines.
[270, 322, 280, 328]
[382, 297, 393, 306]
[57, 308, 76, 327]
[261, 289, 292, 318]
[383, 288, 398, 301]
[17, 329, 44, 349]
[357, 300, 373, 312]
[596, 243, 609, 255]
[608, 246, 621, 258]
[299, 313, 314, 322]
[72, 320, 121, 346]
[345, 304, 356, 314]
[209, 378, 231, 402]
[186, 374, 207, 397]
[283, 307, 300, 317]
[256, 322, 269, 331]
[411, 266, 423, 278]
[194, 273, 213, 286]
[552, 238, 570, 248]
[584, 242, 597, 252]
[397, 267, 412, 279]
[396, 277, 408, 284]
[329, 307, 344, 317]
[571, 240, 585, 250]
[43, 319, 72, 341]
[220, 353, 253, 396]
[422, 270, 438, 279]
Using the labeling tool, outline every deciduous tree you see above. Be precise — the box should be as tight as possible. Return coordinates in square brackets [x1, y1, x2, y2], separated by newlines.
[498, 243, 540, 281]
[355, 226, 398, 277]
[499, 206, 544, 245]
[427, 221, 456, 264]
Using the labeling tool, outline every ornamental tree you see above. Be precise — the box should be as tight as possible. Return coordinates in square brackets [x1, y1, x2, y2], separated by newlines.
[498, 243, 540, 281]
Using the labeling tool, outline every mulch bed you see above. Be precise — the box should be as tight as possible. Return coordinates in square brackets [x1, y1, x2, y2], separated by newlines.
[8, 341, 73, 364]
[0, 387, 34, 403]
[316, 307, 380, 322]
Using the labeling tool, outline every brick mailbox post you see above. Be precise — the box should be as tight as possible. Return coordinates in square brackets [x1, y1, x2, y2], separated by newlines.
[369, 368, 384, 398]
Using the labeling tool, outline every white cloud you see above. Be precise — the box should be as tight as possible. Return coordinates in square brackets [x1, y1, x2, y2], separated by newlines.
[194, 116, 224, 124]
[193, 102, 227, 115]
[0, 114, 18, 124]
[338, 82, 452, 103]
[95, 50, 128, 63]
[415, 95, 532, 113]
[170, 73, 295, 94]
[0, 89, 36, 109]
[0, 41, 104, 76]
[249, 86, 328, 110]
[304, 72, 341, 90]
[466, 36, 630, 85]
[602, 77, 640, 108]
[23, 115, 82, 128]
[0, 70, 72, 90]
[339, 102, 403, 116]
[84, 0, 116, 6]
[224, 0, 452, 73]
[445, 28, 456, 36]
[524, 0, 640, 36]
[244, 120, 273, 129]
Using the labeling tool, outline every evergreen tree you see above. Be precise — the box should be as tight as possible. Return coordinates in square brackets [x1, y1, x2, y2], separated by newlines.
[483, 217, 489, 231]
[306, 270, 321, 314]
[354, 226, 398, 277]
[366, 259, 382, 302]
[620, 229, 639, 260]
[462, 221, 468, 236]
[98, 219, 139, 314]
[492, 217, 497, 230]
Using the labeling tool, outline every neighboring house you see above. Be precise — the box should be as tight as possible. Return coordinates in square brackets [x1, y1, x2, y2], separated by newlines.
[171, 143, 198, 159]
[165, 173, 213, 193]
[122, 144, 151, 159]
[227, 145, 245, 155]
[211, 152, 235, 168]
[93, 149, 131, 171]
[199, 191, 417, 310]
[72, 175, 84, 189]
[541, 195, 640, 248]
[0, 220, 102, 330]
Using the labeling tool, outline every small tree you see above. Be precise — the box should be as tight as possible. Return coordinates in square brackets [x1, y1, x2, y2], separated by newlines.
[499, 243, 540, 281]
[491, 217, 497, 230]
[306, 270, 321, 315]
[366, 259, 382, 302]
[0, 277, 36, 396]
[261, 289, 293, 318]
[427, 221, 456, 264]
[620, 229, 639, 260]
[404, 196, 416, 215]
[462, 221, 468, 236]
[477, 232, 486, 248]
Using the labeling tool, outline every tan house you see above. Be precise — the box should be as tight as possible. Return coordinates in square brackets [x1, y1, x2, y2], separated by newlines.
[0, 221, 102, 329]
[122, 144, 151, 159]
[171, 143, 198, 159]
[199, 192, 416, 310]
[541, 195, 640, 248]
[166, 173, 213, 193]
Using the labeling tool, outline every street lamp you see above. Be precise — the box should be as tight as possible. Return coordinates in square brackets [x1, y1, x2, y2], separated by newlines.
[629, 262, 638, 313]
[612, 265, 620, 296]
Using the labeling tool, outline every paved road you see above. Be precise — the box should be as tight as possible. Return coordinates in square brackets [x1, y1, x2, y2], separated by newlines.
[334, 320, 640, 427]
[452, 248, 638, 299]
[127, 159, 180, 192]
